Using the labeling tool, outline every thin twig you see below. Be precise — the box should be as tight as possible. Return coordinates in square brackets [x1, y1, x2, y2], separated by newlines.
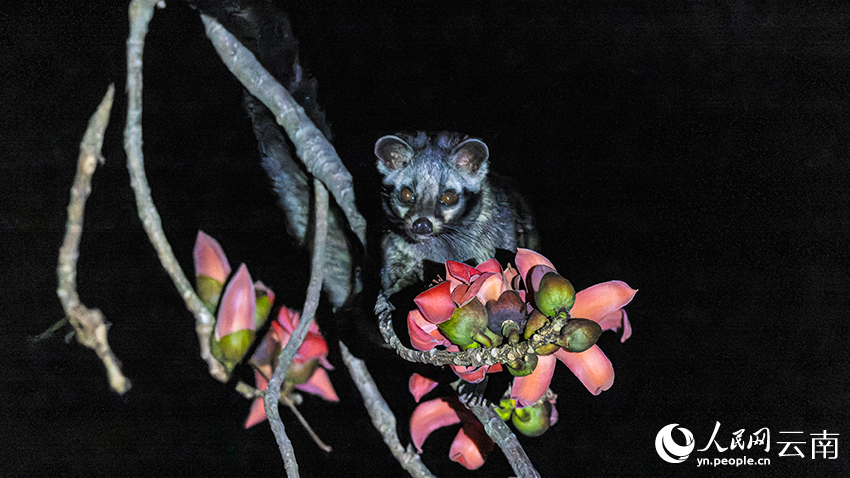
[281, 395, 333, 453]
[235, 381, 332, 453]
[339, 342, 436, 478]
[124, 0, 227, 382]
[456, 381, 540, 478]
[200, 13, 367, 247]
[265, 179, 329, 477]
[56, 84, 131, 395]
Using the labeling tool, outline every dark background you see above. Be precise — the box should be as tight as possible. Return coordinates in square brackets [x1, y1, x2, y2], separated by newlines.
[4, 0, 849, 476]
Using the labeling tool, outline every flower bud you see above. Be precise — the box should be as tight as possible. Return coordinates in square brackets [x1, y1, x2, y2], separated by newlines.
[485, 290, 527, 342]
[285, 358, 321, 386]
[556, 318, 603, 353]
[196, 275, 225, 313]
[511, 399, 554, 437]
[253, 282, 275, 329]
[494, 398, 516, 421]
[212, 329, 256, 368]
[523, 309, 559, 355]
[529, 266, 575, 317]
[438, 299, 489, 349]
[506, 353, 538, 377]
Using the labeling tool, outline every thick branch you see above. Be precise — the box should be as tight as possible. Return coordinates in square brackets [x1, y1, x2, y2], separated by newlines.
[339, 342, 436, 478]
[124, 0, 227, 382]
[200, 13, 367, 247]
[378, 307, 567, 368]
[265, 179, 329, 477]
[456, 382, 540, 478]
[56, 84, 130, 395]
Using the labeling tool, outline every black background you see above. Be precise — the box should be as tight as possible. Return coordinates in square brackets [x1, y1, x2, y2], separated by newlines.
[5, 1, 850, 476]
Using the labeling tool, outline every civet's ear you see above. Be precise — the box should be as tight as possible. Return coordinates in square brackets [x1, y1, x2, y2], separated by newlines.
[451, 138, 489, 185]
[451, 138, 489, 174]
[375, 135, 414, 173]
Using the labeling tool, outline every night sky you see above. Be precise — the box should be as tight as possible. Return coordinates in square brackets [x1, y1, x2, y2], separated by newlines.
[5, 1, 850, 476]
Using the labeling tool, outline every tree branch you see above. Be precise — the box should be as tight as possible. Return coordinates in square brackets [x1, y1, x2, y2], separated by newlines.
[124, 0, 227, 382]
[339, 342, 436, 478]
[378, 307, 567, 368]
[456, 381, 540, 478]
[56, 84, 131, 395]
[264, 179, 329, 477]
[200, 13, 367, 248]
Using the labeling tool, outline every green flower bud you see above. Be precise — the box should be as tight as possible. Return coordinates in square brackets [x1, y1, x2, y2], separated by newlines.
[531, 268, 575, 317]
[523, 309, 559, 355]
[511, 400, 553, 437]
[506, 353, 538, 377]
[523, 309, 549, 339]
[494, 398, 516, 421]
[438, 299, 489, 349]
[254, 289, 274, 329]
[196, 275, 225, 313]
[556, 318, 603, 353]
[285, 359, 320, 386]
[212, 329, 256, 373]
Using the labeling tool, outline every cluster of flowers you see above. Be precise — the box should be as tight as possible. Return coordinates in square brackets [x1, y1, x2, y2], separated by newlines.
[193, 231, 338, 428]
[406, 249, 636, 469]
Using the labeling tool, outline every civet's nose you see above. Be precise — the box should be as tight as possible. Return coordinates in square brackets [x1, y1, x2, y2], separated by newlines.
[411, 217, 433, 235]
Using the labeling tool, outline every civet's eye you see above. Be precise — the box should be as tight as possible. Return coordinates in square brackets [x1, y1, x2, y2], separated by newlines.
[399, 186, 415, 204]
[440, 189, 458, 206]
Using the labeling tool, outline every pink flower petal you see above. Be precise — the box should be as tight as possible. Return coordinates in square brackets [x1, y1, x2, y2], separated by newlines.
[502, 264, 520, 290]
[249, 322, 281, 379]
[410, 398, 461, 452]
[511, 354, 556, 407]
[244, 397, 268, 429]
[515, 248, 556, 285]
[472, 272, 504, 305]
[445, 260, 481, 284]
[549, 400, 559, 427]
[408, 373, 438, 403]
[451, 364, 488, 383]
[295, 333, 329, 362]
[414, 281, 455, 324]
[571, 281, 637, 323]
[458, 272, 497, 306]
[555, 345, 615, 395]
[475, 258, 503, 274]
[244, 370, 269, 428]
[597, 308, 633, 342]
[276, 306, 300, 335]
[449, 428, 486, 470]
[296, 367, 339, 402]
[194, 231, 232, 283]
[215, 264, 256, 339]
[408, 310, 449, 351]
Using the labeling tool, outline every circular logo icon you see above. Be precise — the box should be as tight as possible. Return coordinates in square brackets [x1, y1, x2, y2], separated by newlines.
[655, 424, 695, 463]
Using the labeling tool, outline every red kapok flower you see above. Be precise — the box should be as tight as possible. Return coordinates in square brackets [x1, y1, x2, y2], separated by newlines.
[245, 306, 338, 428]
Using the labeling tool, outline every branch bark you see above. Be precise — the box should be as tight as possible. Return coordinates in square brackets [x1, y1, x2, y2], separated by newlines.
[378, 307, 567, 368]
[339, 342, 436, 478]
[264, 179, 329, 477]
[200, 13, 367, 248]
[125, 0, 227, 382]
[456, 381, 540, 478]
[56, 84, 131, 395]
